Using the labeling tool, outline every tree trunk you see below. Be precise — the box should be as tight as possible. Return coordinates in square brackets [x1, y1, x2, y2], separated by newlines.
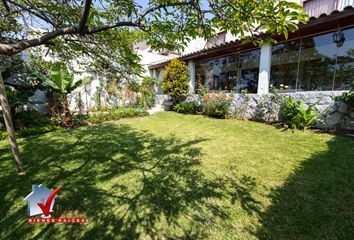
[63, 93, 73, 127]
[49, 88, 58, 117]
[0, 73, 25, 174]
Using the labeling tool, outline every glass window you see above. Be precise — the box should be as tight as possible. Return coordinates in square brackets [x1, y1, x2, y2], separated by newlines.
[334, 27, 354, 90]
[195, 55, 238, 92]
[298, 32, 337, 91]
[196, 49, 260, 93]
[270, 40, 300, 92]
[238, 49, 260, 93]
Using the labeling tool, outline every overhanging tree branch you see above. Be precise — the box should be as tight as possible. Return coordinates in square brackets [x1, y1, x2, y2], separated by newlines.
[86, 22, 137, 34]
[137, 1, 195, 22]
[78, 0, 92, 34]
[6, 0, 57, 26]
[0, 0, 196, 56]
[0, 21, 138, 55]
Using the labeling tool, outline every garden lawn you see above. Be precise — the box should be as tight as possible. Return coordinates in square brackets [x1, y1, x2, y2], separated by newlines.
[1, 112, 353, 240]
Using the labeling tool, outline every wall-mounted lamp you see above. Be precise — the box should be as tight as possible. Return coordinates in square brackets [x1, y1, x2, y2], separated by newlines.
[333, 29, 345, 48]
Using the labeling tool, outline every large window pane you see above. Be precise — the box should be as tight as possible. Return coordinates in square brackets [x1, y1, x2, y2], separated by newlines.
[298, 32, 337, 91]
[196, 49, 260, 93]
[334, 27, 354, 90]
[238, 49, 260, 93]
[195, 55, 238, 92]
[270, 40, 300, 92]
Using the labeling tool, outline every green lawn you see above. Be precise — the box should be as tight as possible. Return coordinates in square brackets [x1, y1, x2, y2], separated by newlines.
[1, 112, 353, 239]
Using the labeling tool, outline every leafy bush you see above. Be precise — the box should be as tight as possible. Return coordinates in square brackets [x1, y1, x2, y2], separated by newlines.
[0, 131, 7, 141]
[174, 101, 200, 114]
[17, 125, 62, 137]
[281, 96, 319, 130]
[203, 93, 231, 118]
[139, 76, 157, 108]
[336, 81, 354, 111]
[72, 114, 89, 127]
[162, 59, 190, 101]
[87, 108, 148, 124]
[0, 125, 62, 140]
[18, 110, 52, 128]
[136, 95, 155, 109]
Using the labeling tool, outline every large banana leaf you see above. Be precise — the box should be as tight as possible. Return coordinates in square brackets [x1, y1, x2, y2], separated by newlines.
[41, 62, 88, 94]
[50, 62, 74, 93]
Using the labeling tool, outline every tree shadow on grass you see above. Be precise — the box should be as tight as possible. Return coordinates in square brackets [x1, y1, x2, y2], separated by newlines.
[0, 123, 260, 239]
[256, 136, 354, 240]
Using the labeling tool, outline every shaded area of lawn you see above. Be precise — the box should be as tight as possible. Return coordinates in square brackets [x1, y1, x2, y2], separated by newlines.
[256, 136, 354, 240]
[0, 122, 259, 239]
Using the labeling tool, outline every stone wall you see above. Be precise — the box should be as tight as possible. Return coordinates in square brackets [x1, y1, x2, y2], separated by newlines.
[229, 91, 354, 130]
[170, 91, 354, 130]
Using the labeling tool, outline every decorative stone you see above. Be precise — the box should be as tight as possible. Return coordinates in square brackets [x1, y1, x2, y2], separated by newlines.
[315, 116, 327, 128]
[337, 101, 348, 113]
[324, 104, 338, 115]
[326, 112, 343, 127]
[320, 97, 333, 105]
[350, 112, 354, 119]
[315, 104, 330, 113]
[343, 118, 354, 130]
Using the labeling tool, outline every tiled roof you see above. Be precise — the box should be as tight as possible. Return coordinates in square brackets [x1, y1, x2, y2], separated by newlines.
[148, 6, 354, 70]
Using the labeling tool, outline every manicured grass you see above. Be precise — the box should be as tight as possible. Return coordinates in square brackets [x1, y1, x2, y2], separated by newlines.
[0, 112, 353, 239]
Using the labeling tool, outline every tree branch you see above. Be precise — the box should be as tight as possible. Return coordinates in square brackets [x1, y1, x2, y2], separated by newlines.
[0, 27, 77, 55]
[78, 0, 92, 34]
[0, 21, 138, 55]
[6, 0, 57, 26]
[86, 22, 137, 34]
[137, 1, 195, 22]
[0, 1, 196, 56]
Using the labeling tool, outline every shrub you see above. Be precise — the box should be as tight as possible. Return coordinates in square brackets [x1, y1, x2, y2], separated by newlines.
[0, 125, 62, 140]
[136, 95, 155, 109]
[17, 125, 62, 137]
[87, 107, 148, 124]
[72, 114, 89, 127]
[18, 110, 52, 128]
[174, 101, 200, 114]
[203, 93, 231, 118]
[281, 96, 319, 130]
[139, 76, 157, 108]
[336, 81, 354, 111]
[0, 131, 7, 141]
[162, 59, 190, 101]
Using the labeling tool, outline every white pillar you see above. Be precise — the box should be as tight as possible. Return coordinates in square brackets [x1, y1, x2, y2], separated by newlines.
[257, 44, 272, 95]
[188, 60, 195, 94]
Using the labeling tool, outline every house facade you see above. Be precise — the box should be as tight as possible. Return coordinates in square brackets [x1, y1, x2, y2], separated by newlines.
[148, 0, 354, 130]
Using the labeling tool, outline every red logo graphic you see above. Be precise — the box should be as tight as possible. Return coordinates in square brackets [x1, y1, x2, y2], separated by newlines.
[37, 186, 62, 217]
[24, 185, 87, 224]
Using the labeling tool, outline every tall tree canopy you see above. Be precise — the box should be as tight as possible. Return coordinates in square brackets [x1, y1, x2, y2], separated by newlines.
[0, 0, 307, 57]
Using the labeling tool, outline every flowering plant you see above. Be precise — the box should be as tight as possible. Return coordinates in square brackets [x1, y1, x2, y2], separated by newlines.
[203, 92, 231, 118]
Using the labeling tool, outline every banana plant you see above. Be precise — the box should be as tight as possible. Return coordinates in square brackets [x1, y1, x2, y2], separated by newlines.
[43, 62, 88, 127]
